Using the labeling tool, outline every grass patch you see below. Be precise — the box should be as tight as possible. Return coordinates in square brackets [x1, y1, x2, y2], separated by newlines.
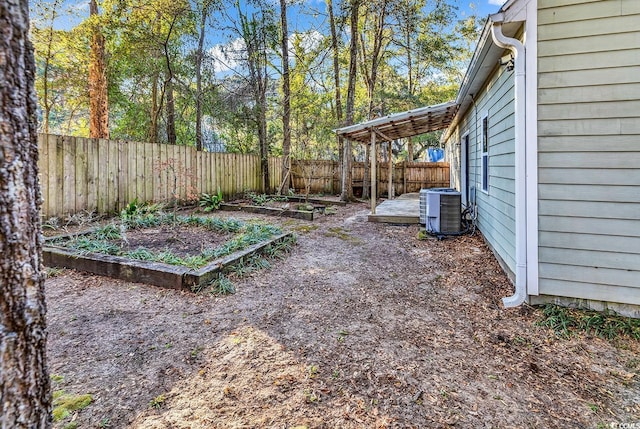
[323, 205, 338, 215]
[324, 227, 362, 244]
[46, 267, 65, 278]
[52, 390, 92, 422]
[536, 304, 640, 340]
[193, 235, 297, 295]
[296, 203, 314, 212]
[292, 224, 319, 234]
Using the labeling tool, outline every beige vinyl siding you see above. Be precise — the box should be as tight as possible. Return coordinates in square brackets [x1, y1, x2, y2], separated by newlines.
[537, 0, 640, 304]
[446, 63, 517, 274]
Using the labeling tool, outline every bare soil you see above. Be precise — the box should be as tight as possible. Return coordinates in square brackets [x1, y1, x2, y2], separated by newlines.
[46, 201, 640, 428]
[122, 225, 232, 258]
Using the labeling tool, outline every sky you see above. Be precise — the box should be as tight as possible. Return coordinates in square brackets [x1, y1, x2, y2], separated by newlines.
[203, 0, 503, 74]
[37, 0, 504, 75]
[44, 0, 504, 33]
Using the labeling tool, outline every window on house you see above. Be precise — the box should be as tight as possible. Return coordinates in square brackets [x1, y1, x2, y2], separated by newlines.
[481, 115, 489, 192]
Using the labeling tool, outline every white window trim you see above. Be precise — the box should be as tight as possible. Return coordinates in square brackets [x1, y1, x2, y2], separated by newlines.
[460, 131, 470, 206]
[480, 113, 489, 194]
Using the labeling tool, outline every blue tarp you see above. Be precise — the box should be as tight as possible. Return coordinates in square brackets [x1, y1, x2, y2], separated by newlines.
[428, 148, 444, 162]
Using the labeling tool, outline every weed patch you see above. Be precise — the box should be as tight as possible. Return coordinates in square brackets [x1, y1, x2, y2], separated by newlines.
[193, 235, 297, 295]
[536, 304, 640, 340]
[51, 213, 283, 270]
[149, 394, 166, 409]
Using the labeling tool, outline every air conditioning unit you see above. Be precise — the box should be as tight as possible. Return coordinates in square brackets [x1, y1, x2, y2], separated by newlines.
[426, 189, 462, 234]
[419, 189, 429, 224]
[419, 188, 453, 225]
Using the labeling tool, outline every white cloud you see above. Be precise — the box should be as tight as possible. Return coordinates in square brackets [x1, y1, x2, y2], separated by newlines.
[70, 0, 90, 14]
[208, 38, 246, 74]
[288, 30, 324, 55]
[487, 0, 505, 5]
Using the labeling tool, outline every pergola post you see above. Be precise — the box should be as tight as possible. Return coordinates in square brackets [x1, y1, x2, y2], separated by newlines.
[387, 141, 393, 199]
[370, 132, 377, 214]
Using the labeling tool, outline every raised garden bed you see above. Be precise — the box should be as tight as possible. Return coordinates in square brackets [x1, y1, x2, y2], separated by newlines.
[266, 195, 347, 206]
[44, 213, 294, 292]
[219, 203, 315, 221]
[220, 193, 345, 221]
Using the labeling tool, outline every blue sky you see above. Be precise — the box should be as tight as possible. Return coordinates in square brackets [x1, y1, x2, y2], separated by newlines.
[37, 0, 505, 77]
[43, 0, 505, 33]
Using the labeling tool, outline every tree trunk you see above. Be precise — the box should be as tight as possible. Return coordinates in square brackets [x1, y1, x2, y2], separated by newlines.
[327, 0, 343, 179]
[195, 8, 207, 151]
[149, 72, 159, 143]
[408, 136, 414, 161]
[41, 7, 57, 134]
[280, 0, 291, 194]
[0, 0, 52, 425]
[165, 76, 176, 145]
[162, 18, 177, 146]
[88, 0, 109, 139]
[404, 15, 414, 162]
[258, 71, 269, 192]
[239, 7, 270, 193]
[359, 0, 389, 200]
[363, 145, 370, 198]
[340, 0, 359, 202]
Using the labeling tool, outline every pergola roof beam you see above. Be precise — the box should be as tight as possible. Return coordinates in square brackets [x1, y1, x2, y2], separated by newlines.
[334, 101, 458, 144]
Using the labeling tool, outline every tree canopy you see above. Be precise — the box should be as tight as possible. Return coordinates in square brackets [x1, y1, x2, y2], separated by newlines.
[30, 0, 482, 161]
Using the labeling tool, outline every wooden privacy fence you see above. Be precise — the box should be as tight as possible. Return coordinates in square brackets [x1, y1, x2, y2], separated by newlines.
[38, 134, 450, 218]
[38, 134, 281, 218]
[291, 160, 450, 196]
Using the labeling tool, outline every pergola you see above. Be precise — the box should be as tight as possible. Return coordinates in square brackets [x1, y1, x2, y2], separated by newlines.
[335, 101, 458, 215]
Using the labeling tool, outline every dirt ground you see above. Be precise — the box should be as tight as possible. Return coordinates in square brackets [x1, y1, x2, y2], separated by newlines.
[46, 201, 640, 428]
[122, 225, 232, 258]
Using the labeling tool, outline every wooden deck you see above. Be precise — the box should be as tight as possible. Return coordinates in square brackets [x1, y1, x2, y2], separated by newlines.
[368, 193, 420, 224]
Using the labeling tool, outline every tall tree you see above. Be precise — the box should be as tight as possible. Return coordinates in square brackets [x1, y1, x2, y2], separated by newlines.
[163, 17, 178, 145]
[195, 0, 219, 151]
[393, 0, 421, 160]
[237, 2, 273, 191]
[279, 0, 291, 194]
[0, 0, 51, 425]
[340, 0, 359, 202]
[326, 0, 343, 178]
[358, 0, 391, 198]
[34, 0, 61, 133]
[107, 0, 190, 144]
[195, 3, 207, 150]
[88, 0, 109, 138]
[32, 19, 90, 136]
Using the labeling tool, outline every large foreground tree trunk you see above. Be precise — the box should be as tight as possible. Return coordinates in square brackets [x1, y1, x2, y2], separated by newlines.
[88, 0, 109, 138]
[0, 0, 52, 426]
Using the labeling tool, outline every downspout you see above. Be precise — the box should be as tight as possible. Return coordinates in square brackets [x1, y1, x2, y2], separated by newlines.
[490, 13, 527, 307]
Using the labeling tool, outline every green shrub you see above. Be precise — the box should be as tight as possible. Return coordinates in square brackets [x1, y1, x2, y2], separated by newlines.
[199, 189, 223, 212]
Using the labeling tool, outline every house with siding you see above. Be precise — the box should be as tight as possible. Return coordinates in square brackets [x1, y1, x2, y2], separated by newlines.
[443, 0, 640, 315]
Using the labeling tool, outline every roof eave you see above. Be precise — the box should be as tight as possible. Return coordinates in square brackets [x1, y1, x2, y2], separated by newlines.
[443, 0, 527, 141]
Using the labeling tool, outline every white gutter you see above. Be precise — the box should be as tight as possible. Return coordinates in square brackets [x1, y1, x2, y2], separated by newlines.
[490, 13, 527, 307]
[525, 0, 539, 296]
